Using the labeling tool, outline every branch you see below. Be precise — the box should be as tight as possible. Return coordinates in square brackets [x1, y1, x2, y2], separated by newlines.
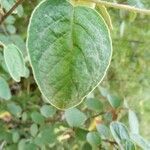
[85, 0, 150, 15]
[0, 0, 24, 25]
[102, 139, 118, 146]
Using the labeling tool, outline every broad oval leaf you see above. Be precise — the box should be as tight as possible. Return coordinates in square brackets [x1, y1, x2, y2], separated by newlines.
[27, 0, 112, 109]
[4, 44, 27, 82]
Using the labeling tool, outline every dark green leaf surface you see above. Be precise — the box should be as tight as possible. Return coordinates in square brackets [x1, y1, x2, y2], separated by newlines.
[27, 0, 112, 109]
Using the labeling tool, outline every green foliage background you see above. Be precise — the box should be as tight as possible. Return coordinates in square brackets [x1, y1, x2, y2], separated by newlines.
[0, 0, 150, 149]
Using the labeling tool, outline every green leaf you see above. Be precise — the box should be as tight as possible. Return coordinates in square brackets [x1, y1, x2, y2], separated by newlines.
[7, 103, 22, 117]
[110, 121, 130, 149]
[40, 105, 56, 118]
[31, 112, 45, 125]
[130, 134, 150, 150]
[107, 94, 122, 108]
[125, 140, 136, 150]
[30, 124, 38, 137]
[96, 5, 113, 30]
[0, 76, 11, 100]
[75, 128, 88, 141]
[127, 0, 144, 8]
[12, 131, 20, 143]
[85, 98, 103, 112]
[86, 131, 101, 146]
[34, 127, 55, 146]
[82, 142, 92, 150]
[65, 108, 87, 127]
[128, 110, 139, 134]
[4, 44, 27, 82]
[96, 124, 111, 139]
[27, 0, 112, 109]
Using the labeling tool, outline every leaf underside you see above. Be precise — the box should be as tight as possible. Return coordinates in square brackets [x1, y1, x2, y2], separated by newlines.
[27, 0, 112, 109]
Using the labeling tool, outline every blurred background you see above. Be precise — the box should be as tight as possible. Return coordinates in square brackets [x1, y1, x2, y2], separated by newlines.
[0, 0, 150, 149]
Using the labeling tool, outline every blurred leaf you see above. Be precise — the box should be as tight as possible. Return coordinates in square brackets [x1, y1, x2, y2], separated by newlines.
[75, 128, 88, 141]
[110, 121, 130, 149]
[31, 112, 44, 125]
[30, 124, 38, 137]
[96, 5, 113, 30]
[96, 124, 111, 139]
[107, 94, 122, 108]
[0, 76, 11, 100]
[98, 86, 109, 97]
[65, 108, 87, 127]
[4, 44, 27, 82]
[0, 34, 26, 55]
[34, 127, 55, 146]
[127, 0, 144, 8]
[12, 131, 20, 143]
[125, 140, 136, 150]
[120, 21, 126, 38]
[7, 103, 22, 117]
[86, 131, 101, 146]
[40, 105, 56, 118]
[21, 112, 28, 122]
[18, 139, 37, 150]
[130, 134, 150, 150]
[6, 25, 16, 34]
[85, 98, 103, 112]
[128, 110, 139, 134]
[82, 142, 92, 150]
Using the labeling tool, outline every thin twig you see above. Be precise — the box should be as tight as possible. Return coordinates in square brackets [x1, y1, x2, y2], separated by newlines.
[0, 0, 24, 25]
[85, 0, 150, 15]
[102, 139, 118, 146]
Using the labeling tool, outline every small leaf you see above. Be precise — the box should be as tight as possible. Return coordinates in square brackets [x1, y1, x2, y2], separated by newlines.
[120, 21, 126, 38]
[107, 94, 122, 108]
[75, 128, 88, 141]
[82, 142, 92, 150]
[96, 124, 111, 139]
[12, 131, 20, 143]
[125, 140, 136, 150]
[27, 0, 112, 109]
[4, 44, 27, 82]
[7, 103, 22, 117]
[40, 105, 56, 118]
[110, 121, 130, 149]
[130, 134, 150, 150]
[98, 86, 109, 97]
[30, 124, 38, 137]
[0, 76, 11, 100]
[86, 131, 101, 146]
[127, 0, 144, 8]
[85, 98, 103, 112]
[34, 127, 55, 146]
[128, 110, 139, 134]
[96, 5, 113, 30]
[65, 108, 87, 127]
[31, 112, 45, 125]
